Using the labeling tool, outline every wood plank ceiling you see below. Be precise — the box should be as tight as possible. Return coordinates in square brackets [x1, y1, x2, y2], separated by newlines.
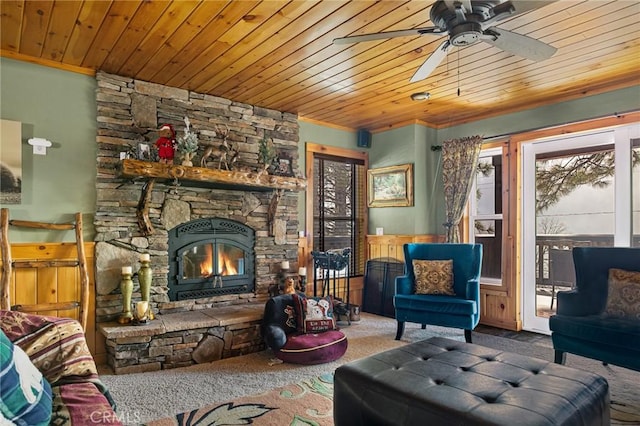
[1, 0, 639, 131]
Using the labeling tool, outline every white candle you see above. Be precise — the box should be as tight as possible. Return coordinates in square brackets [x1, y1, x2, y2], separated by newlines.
[140, 253, 150, 262]
[136, 301, 149, 319]
[122, 266, 132, 275]
[298, 267, 307, 276]
[281, 260, 290, 270]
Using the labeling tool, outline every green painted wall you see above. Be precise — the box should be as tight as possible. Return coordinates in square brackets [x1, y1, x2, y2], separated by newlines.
[0, 57, 97, 242]
[2, 57, 638, 241]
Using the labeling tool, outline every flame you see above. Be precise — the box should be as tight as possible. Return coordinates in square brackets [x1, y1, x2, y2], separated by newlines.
[199, 245, 238, 277]
[200, 245, 213, 277]
[218, 249, 238, 276]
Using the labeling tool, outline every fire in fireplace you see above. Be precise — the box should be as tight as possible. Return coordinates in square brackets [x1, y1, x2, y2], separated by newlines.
[168, 218, 255, 301]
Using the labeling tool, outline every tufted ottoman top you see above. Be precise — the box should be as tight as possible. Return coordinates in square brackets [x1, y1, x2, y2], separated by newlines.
[334, 337, 609, 426]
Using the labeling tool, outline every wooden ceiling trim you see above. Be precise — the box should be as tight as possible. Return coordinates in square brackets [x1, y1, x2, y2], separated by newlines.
[160, 1, 260, 87]
[81, 1, 142, 69]
[0, 0, 24, 52]
[193, 0, 328, 94]
[99, 1, 171, 73]
[0, 49, 96, 76]
[62, 1, 113, 66]
[40, 0, 83, 62]
[117, 1, 202, 77]
[20, 1, 54, 57]
[218, 1, 427, 100]
[134, 1, 230, 82]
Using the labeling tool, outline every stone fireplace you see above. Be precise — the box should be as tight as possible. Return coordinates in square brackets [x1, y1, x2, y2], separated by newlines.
[168, 217, 255, 301]
[93, 72, 304, 372]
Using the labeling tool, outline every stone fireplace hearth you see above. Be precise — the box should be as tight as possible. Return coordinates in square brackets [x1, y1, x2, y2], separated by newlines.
[93, 72, 304, 371]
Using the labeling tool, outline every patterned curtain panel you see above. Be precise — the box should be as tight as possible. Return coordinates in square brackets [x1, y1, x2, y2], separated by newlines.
[442, 135, 483, 242]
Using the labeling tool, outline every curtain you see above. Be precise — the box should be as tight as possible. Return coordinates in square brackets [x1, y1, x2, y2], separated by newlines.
[442, 135, 483, 242]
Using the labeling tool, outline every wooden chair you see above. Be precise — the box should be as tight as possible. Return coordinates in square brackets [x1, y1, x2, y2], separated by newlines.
[0, 208, 89, 331]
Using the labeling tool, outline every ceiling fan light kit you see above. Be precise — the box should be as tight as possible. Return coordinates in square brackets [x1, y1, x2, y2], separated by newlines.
[333, 0, 557, 83]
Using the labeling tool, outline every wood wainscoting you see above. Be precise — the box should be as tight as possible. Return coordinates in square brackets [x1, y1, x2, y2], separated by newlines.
[365, 234, 520, 331]
[2, 243, 98, 354]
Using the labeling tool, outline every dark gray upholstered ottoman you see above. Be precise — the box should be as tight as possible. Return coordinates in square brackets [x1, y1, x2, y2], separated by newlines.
[334, 337, 609, 426]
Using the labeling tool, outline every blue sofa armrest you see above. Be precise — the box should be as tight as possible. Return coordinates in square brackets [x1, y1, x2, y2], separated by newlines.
[395, 276, 413, 295]
[465, 278, 480, 301]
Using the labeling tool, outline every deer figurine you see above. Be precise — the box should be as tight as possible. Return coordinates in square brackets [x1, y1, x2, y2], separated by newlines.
[200, 124, 235, 170]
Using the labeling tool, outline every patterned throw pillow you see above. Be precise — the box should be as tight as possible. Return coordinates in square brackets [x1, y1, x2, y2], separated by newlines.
[413, 259, 455, 295]
[292, 293, 336, 334]
[0, 330, 53, 426]
[604, 268, 640, 320]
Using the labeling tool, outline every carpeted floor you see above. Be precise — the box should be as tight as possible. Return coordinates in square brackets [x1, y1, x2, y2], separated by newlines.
[100, 313, 640, 425]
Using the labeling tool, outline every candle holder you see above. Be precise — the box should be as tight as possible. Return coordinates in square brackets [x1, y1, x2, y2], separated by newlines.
[277, 260, 290, 294]
[131, 301, 151, 325]
[138, 253, 154, 320]
[118, 267, 133, 324]
[298, 266, 307, 293]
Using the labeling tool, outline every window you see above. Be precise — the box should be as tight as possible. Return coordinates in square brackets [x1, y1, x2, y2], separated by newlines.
[469, 147, 503, 285]
[312, 153, 366, 277]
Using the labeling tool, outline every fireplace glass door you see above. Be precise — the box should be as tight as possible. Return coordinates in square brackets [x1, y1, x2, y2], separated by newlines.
[181, 242, 246, 280]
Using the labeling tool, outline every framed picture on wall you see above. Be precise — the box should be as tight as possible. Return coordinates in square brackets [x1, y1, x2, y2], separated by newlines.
[0, 119, 22, 204]
[367, 163, 414, 207]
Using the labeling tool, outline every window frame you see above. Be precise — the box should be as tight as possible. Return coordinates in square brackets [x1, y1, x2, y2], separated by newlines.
[304, 143, 369, 279]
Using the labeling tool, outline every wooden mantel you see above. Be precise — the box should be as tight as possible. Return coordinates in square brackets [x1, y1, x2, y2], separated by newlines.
[120, 159, 306, 192]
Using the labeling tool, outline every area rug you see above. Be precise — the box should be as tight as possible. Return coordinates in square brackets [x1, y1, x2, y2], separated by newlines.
[101, 314, 639, 425]
[146, 373, 334, 426]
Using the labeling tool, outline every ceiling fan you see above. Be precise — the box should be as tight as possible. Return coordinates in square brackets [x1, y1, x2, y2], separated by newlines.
[333, 0, 557, 83]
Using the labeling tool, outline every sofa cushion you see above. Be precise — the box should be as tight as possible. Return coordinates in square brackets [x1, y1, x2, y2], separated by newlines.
[51, 382, 122, 425]
[394, 294, 477, 316]
[412, 259, 455, 295]
[604, 268, 640, 320]
[0, 310, 96, 386]
[549, 314, 640, 352]
[276, 330, 347, 365]
[0, 330, 53, 426]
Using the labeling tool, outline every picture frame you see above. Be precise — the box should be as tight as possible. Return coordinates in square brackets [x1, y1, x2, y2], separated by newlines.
[272, 152, 294, 177]
[367, 163, 414, 207]
[137, 143, 151, 161]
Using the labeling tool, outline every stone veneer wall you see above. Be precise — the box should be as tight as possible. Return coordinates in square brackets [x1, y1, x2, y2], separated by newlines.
[94, 71, 301, 325]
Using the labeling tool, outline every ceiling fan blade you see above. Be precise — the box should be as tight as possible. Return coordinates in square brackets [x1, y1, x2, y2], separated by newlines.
[483, 27, 557, 61]
[333, 27, 443, 45]
[410, 40, 451, 83]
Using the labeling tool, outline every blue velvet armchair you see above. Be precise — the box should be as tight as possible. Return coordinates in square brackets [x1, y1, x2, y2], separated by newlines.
[549, 247, 640, 371]
[394, 243, 482, 343]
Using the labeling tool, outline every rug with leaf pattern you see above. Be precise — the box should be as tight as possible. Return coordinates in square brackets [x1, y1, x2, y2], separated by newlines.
[146, 372, 334, 426]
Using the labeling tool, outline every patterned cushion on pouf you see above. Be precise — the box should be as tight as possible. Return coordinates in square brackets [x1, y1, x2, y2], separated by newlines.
[275, 330, 348, 365]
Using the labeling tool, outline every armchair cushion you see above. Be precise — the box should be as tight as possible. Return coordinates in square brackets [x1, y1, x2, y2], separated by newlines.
[413, 259, 454, 295]
[292, 294, 336, 333]
[604, 268, 640, 319]
[0, 330, 52, 426]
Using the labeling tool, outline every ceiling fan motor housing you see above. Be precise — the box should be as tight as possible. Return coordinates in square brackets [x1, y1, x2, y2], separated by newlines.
[431, 0, 506, 46]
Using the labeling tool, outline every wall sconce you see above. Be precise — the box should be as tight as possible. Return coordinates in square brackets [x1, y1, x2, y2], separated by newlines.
[28, 138, 53, 155]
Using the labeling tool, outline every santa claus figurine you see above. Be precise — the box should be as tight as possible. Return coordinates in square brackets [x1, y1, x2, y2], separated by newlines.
[155, 124, 176, 164]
